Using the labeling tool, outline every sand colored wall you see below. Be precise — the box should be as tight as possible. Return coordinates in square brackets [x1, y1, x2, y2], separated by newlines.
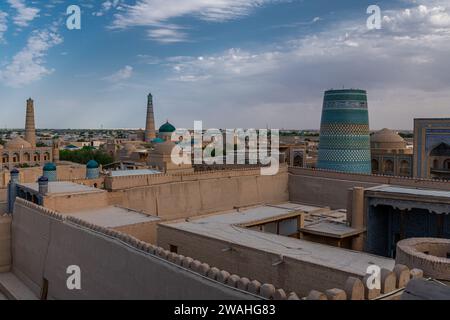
[289, 167, 450, 209]
[157, 225, 365, 296]
[11, 200, 259, 300]
[113, 221, 158, 244]
[109, 167, 289, 220]
[0, 216, 11, 272]
[0, 164, 87, 188]
[43, 191, 109, 214]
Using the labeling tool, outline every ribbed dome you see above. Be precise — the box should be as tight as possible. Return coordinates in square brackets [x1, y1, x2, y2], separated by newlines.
[159, 121, 176, 133]
[86, 160, 99, 169]
[371, 129, 406, 149]
[371, 129, 404, 143]
[5, 136, 32, 149]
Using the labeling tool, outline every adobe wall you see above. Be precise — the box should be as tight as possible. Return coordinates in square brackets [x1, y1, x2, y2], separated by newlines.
[0, 216, 11, 273]
[0, 164, 87, 188]
[157, 225, 369, 296]
[109, 167, 289, 220]
[43, 191, 109, 214]
[11, 200, 261, 300]
[113, 221, 158, 244]
[289, 167, 450, 209]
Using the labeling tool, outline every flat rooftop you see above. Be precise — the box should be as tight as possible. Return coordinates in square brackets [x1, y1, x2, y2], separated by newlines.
[20, 182, 105, 196]
[367, 185, 450, 201]
[109, 169, 162, 177]
[68, 206, 160, 228]
[162, 203, 394, 275]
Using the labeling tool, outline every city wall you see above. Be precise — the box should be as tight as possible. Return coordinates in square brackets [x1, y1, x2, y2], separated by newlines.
[108, 167, 289, 220]
[289, 167, 450, 209]
[10, 199, 263, 300]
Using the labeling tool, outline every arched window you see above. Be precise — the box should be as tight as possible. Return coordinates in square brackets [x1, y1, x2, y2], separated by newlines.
[371, 159, 379, 173]
[12, 153, 20, 163]
[445, 159, 450, 170]
[293, 154, 304, 167]
[2, 154, 8, 164]
[433, 159, 439, 169]
[384, 160, 394, 173]
[34, 153, 40, 162]
[399, 160, 410, 176]
[23, 153, 31, 162]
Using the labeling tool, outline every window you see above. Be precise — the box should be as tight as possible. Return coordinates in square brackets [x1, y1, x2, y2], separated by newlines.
[169, 245, 178, 254]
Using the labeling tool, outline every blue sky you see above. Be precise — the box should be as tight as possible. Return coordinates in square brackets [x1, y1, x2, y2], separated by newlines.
[0, 0, 449, 130]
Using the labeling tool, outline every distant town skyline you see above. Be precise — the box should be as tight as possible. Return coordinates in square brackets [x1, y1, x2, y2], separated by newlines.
[1, 0, 450, 130]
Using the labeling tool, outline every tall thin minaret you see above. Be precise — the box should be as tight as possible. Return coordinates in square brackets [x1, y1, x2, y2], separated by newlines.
[145, 93, 156, 142]
[25, 98, 36, 147]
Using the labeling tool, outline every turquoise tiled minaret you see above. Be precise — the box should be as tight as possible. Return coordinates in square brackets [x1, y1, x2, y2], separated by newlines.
[317, 89, 372, 174]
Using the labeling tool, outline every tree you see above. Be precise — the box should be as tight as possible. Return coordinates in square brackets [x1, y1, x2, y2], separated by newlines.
[59, 147, 114, 166]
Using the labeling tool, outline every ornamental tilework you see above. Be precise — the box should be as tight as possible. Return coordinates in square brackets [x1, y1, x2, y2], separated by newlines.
[317, 89, 372, 174]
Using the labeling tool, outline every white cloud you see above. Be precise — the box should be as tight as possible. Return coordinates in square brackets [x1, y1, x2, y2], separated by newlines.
[111, 0, 278, 42]
[148, 27, 188, 43]
[0, 11, 8, 42]
[94, 0, 123, 17]
[158, 2, 450, 129]
[7, 0, 40, 27]
[0, 29, 63, 88]
[103, 65, 134, 82]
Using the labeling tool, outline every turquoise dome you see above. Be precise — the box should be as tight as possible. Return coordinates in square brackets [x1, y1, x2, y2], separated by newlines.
[43, 163, 57, 171]
[151, 137, 164, 144]
[86, 160, 99, 169]
[159, 121, 176, 133]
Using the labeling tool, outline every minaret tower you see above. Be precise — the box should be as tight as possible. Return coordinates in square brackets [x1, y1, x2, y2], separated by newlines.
[25, 98, 36, 147]
[145, 93, 156, 142]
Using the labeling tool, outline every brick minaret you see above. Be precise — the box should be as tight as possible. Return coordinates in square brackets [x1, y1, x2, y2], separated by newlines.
[144, 93, 156, 142]
[25, 98, 36, 147]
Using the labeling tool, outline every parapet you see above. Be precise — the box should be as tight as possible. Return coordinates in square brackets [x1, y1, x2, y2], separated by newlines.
[305, 264, 424, 300]
[396, 238, 450, 281]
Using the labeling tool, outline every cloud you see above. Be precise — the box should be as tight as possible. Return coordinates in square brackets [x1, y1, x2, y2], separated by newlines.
[147, 27, 188, 43]
[157, 1, 450, 129]
[0, 29, 63, 88]
[93, 0, 123, 17]
[103, 65, 134, 82]
[0, 11, 7, 42]
[111, 0, 278, 42]
[7, 0, 40, 27]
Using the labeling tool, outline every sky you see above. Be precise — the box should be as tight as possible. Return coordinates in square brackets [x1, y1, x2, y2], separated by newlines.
[0, 0, 449, 130]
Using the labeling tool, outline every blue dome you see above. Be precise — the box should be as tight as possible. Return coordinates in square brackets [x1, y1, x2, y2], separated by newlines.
[151, 137, 164, 144]
[86, 160, 99, 169]
[159, 121, 176, 133]
[43, 163, 57, 171]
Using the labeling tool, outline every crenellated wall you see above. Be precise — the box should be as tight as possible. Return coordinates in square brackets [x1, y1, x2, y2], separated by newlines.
[10, 199, 293, 300]
[108, 167, 289, 220]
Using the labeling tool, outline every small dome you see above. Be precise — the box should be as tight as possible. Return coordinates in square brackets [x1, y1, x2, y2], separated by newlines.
[43, 163, 57, 171]
[371, 128, 407, 150]
[151, 137, 164, 144]
[5, 136, 32, 149]
[86, 160, 99, 169]
[371, 128, 405, 143]
[159, 121, 176, 133]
